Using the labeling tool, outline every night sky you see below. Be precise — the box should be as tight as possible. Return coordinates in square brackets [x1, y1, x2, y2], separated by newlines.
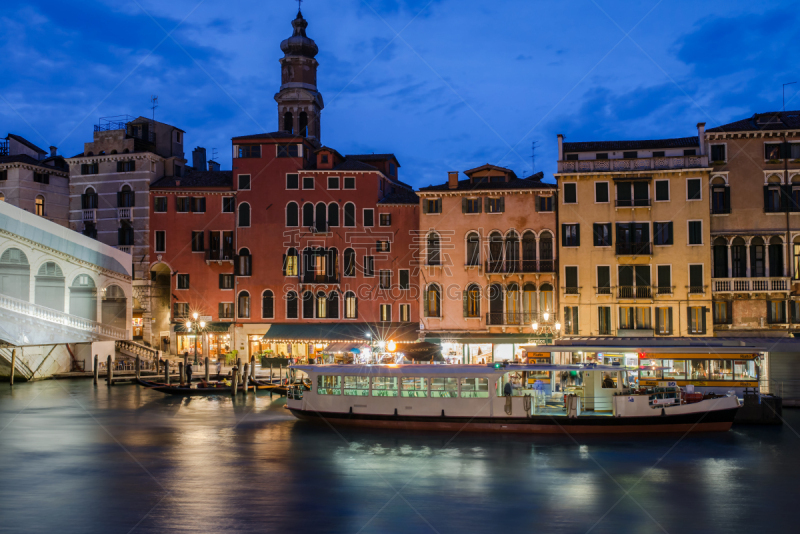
[1, 0, 798, 187]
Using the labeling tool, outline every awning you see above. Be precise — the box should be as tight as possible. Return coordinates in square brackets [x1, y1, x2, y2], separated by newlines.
[421, 333, 553, 344]
[324, 342, 369, 353]
[395, 342, 444, 362]
[174, 322, 231, 333]
[262, 322, 419, 343]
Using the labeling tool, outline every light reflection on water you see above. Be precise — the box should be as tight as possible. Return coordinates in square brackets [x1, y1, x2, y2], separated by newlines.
[0, 379, 797, 534]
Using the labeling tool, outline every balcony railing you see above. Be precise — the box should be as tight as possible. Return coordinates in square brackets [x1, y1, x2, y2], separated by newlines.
[486, 311, 556, 326]
[617, 286, 652, 299]
[563, 286, 580, 295]
[301, 272, 340, 284]
[116, 245, 132, 254]
[712, 277, 791, 293]
[558, 155, 708, 173]
[117, 207, 133, 221]
[82, 209, 97, 222]
[0, 139, 8, 156]
[595, 286, 612, 295]
[616, 242, 652, 256]
[615, 198, 651, 207]
[484, 259, 556, 274]
[206, 249, 235, 262]
[688, 285, 707, 294]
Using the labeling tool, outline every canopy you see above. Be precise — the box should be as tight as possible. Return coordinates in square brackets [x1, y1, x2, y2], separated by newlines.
[396, 342, 444, 362]
[263, 322, 418, 343]
[174, 322, 231, 333]
[324, 342, 368, 353]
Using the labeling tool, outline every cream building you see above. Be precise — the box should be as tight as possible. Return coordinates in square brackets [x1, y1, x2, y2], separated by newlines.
[555, 126, 713, 337]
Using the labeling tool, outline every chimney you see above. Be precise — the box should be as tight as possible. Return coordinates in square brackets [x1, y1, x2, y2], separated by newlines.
[175, 180, 180, 186]
[557, 134, 564, 160]
[448, 171, 459, 189]
[49, 146, 57, 157]
[208, 160, 221, 172]
[192, 147, 207, 171]
[696, 123, 706, 156]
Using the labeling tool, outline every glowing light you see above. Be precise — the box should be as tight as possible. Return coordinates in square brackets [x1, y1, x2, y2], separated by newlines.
[377, 341, 386, 349]
[555, 322, 561, 331]
[186, 321, 192, 329]
[366, 332, 371, 337]
[199, 321, 206, 328]
[387, 340, 396, 352]
[531, 322, 538, 330]
[193, 312, 199, 320]
[543, 312, 550, 321]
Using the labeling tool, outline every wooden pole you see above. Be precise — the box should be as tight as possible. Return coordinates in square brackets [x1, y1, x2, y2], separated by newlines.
[93, 354, 99, 385]
[270, 363, 273, 381]
[231, 367, 238, 396]
[250, 356, 256, 379]
[178, 362, 184, 387]
[236, 358, 242, 380]
[165, 360, 170, 385]
[9, 349, 16, 387]
[280, 364, 283, 384]
[135, 356, 140, 379]
[106, 355, 113, 386]
[204, 357, 210, 382]
[243, 363, 249, 393]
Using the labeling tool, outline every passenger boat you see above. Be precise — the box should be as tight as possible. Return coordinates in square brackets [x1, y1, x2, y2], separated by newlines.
[285, 364, 741, 434]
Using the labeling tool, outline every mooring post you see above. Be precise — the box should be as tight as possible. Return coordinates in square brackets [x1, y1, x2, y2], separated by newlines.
[280, 364, 283, 384]
[236, 358, 242, 380]
[231, 367, 239, 395]
[243, 363, 250, 394]
[165, 360, 170, 385]
[107, 355, 113, 386]
[178, 362, 184, 387]
[9, 349, 16, 387]
[135, 356, 140, 379]
[250, 356, 256, 379]
[93, 354, 99, 385]
[270, 363, 273, 381]
[204, 357, 210, 382]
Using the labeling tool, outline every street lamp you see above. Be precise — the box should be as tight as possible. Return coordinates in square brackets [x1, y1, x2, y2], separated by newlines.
[186, 313, 206, 365]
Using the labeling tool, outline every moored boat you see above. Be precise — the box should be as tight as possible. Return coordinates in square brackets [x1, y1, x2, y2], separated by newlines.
[285, 364, 741, 434]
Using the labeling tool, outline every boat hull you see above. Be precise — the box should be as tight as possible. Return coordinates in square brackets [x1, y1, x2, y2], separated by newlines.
[286, 407, 739, 434]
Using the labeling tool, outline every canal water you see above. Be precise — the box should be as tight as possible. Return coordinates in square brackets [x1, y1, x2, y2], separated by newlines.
[0, 379, 797, 534]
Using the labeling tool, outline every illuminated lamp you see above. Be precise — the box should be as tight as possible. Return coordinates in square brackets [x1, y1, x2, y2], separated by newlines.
[543, 312, 550, 321]
[186, 321, 192, 330]
[387, 340, 397, 352]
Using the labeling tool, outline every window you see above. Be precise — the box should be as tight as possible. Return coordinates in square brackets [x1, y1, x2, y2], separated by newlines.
[380, 304, 391, 322]
[460, 378, 489, 398]
[657, 265, 671, 294]
[222, 197, 235, 212]
[565, 154, 578, 161]
[655, 307, 672, 335]
[764, 184, 784, 212]
[598, 306, 611, 335]
[711, 184, 730, 214]
[219, 302, 234, 320]
[237, 249, 252, 276]
[486, 197, 504, 213]
[427, 232, 441, 265]
[174, 303, 189, 319]
[118, 224, 133, 246]
[191, 197, 206, 213]
[595, 182, 609, 203]
[286, 173, 299, 189]
[688, 221, 703, 245]
[219, 274, 234, 290]
[616, 181, 649, 206]
[623, 151, 637, 159]
[379, 270, 392, 289]
[238, 203, 250, 227]
[564, 266, 578, 294]
[563, 306, 579, 334]
[617, 265, 651, 298]
[424, 198, 442, 214]
[563, 182, 577, 203]
[286, 292, 298, 319]
[425, 284, 441, 317]
[689, 264, 704, 293]
[466, 233, 480, 266]
[562, 224, 580, 247]
[277, 144, 299, 158]
[327, 203, 339, 227]
[364, 256, 374, 277]
[431, 377, 458, 398]
[116, 161, 135, 172]
[688, 306, 707, 333]
[400, 304, 411, 322]
[344, 203, 356, 227]
[236, 145, 261, 158]
[174, 165, 182, 178]
[379, 213, 391, 226]
[317, 375, 341, 396]
[316, 291, 327, 319]
[283, 248, 298, 276]
[597, 266, 611, 295]
[238, 291, 250, 319]
[713, 301, 732, 325]
[177, 274, 189, 289]
[399, 269, 409, 289]
[345, 292, 358, 319]
[653, 151, 665, 157]
[343, 375, 369, 396]
[372, 376, 399, 397]
[116, 188, 134, 209]
[765, 143, 782, 160]
[464, 284, 480, 317]
[176, 197, 190, 213]
[344, 176, 355, 189]
[327, 176, 339, 189]
[0, 170, 6, 181]
[711, 144, 726, 162]
[363, 209, 374, 227]
[654, 180, 669, 201]
[596, 153, 608, 159]
[303, 176, 314, 189]
[238, 174, 251, 190]
[191, 231, 204, 252]
[687, 178, 701, 200]
[286, 202, 299, 227]
[81, 163, 99, 175]
[155, 231, 166, 252]
[376, 240, 390, 253]
[464, 198, 481, 214]
[154, 197, 167, 212]
[684, 149, 696, 156]
[537, 195, 553, 212]
[654, 222, 673, 245]
[593, 223, 611, 247]
[344, 249, 356, 277]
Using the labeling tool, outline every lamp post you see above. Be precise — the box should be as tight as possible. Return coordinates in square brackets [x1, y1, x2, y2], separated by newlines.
[186, 312, 206, 366]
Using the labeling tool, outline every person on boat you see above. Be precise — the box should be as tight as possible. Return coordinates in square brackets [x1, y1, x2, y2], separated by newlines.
[222, 377, 231, 386]
[185, 363, 193, 388]
[215, 359, 222, 378]
[602, 373, 615, 388]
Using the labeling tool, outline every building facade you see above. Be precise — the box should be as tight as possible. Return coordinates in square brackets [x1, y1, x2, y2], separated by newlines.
[555, 125, 713, 337]
[416, 165, 558, 362]
[705, 110, 800, 335]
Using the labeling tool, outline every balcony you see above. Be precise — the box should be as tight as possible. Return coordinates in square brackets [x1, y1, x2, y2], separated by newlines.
[558, 155, 708, 173]
[117, 207, 133, 221]
[617, 286, 652, 299]
[82, 209, 97, 222]
[116, 245, 132, 254]
[688, 285, 707, 295]
[0, 139, 8, 156]
[484, 259, 556, 274]
[485, 311, 555, 326]
[205, 249, 235, 263]
[615, 198, 651, 208]
[301, 272, 340, 284]
[712, 277, 791, 293]
[616, 242, 652, 256]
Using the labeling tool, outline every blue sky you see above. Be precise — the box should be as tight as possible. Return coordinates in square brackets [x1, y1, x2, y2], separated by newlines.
[1, 0, 798, 187]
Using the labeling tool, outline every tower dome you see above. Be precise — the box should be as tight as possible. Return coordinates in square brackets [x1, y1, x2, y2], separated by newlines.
[280, 10, 319, 58]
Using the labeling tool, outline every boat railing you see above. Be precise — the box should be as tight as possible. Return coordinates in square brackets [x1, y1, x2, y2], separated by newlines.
[288, 386, 303, 400]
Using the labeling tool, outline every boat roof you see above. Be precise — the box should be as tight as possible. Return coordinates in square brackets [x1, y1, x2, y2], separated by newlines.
[290, 363, 638, 376]
[537, 336, 778, 354]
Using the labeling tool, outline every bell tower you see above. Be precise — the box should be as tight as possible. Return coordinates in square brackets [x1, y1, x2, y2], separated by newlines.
[275, 8, 324, 143]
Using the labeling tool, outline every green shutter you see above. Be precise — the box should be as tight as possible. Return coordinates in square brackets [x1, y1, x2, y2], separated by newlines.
[463, 290, 468, 317]
[499, 197, 505, 212]
[723, 186, 731, 213]
[462, 198, 467, 213]
[701, 307, 707, 334]
[424, 289, 429, 317]
[667, 307, 673, 335]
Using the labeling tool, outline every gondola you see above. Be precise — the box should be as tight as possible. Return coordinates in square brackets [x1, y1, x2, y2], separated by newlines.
[136, 377, 242, 396]
[262, 378, 312, 396]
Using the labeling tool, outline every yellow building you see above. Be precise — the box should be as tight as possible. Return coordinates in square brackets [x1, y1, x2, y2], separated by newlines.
[555, 126, 713, 337]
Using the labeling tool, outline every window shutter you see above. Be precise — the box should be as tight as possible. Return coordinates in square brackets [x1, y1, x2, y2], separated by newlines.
[575, 224, 580, 246]
[116, 161, 123, 172]
[764, 186, 770, 212]
[561, 224, 567, 244]
[200, 197, 205, 212]
[116, 192, 123, 206]
[667, 308, 673, 335]
[499, 197, 505, 212]
[723, 186, 731, 213]
[463, 290, 468, 317]
[354, 297, 358, 319]
[424, 290, 430, 317]
[655, 308, 661, 334]
[573, 307, 578, 334]
[422, 199, 428, 214]
[282, 254, 287, 276]
[535, 196, 540, 212]
[477, 198, 483, 213]
[484, 197, 490, 212]
[462, 198, 467, 213]
[619, 307, 624, 328]
[701, 307, 707, 335]
[667, 222, 673, 245]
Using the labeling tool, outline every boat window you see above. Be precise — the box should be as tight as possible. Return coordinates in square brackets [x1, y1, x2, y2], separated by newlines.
[662, 360, 687, 380]
[690, 360, 709, 379]
[460, 377, 488, 398]
[430, 377, 458, 398]
[343, 376, 369, 396]
[601, 372, 618, 388]
[708, 360, 733, 380]
[371, 376, 398, 397]
[640, 359, 662, 380]
[734, 360, 756, 380]
[400, 377, 427, 397]
[317, 375, 341, 395]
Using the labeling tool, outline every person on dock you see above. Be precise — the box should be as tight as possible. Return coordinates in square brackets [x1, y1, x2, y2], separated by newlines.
[216, 359, 222, 378]
[185, 363, 193, 388]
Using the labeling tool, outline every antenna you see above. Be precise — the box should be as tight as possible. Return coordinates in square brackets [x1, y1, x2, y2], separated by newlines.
[211, 148, 218, 161]
[531, 140, 541, 174]
[150, 95, 159, 122]
[297, 0, 303, 12]
[783, 82, 796, 111]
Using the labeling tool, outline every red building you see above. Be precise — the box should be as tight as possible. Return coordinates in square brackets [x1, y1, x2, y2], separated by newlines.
[150, 9, 419, 362]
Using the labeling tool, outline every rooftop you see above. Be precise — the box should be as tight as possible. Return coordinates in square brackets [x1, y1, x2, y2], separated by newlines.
[378, 188, 420, 205]
[151, 169, 233, 189]
[348, 153, 401, 167]
[5, 134, 46, 155]
[0, 154, 68, 173]
[707, 110, 800, 133]
[231, 131, 304, 141]
[419, 175, 557, 193]
[563, 136, 699, 153]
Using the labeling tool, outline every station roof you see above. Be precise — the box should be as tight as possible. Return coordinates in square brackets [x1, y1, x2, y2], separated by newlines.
[262, 322, 419, 343]
[532, 336, 800, 354]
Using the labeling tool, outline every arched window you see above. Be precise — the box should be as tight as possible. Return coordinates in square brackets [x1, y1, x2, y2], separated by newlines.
[344, 248, 356, 277]
[238, 291, 251, 319]
[316, 291, 327, 318]
[302, 291, 314, 319]
[327, 202, 339, 227]
[262, 290, 274, 319]
[35, 261, 65, 312]
[328, 291, 339, 319]
[427, 232, 440, 266]
[344, 202, 356, 227]
[286, 202, 299, 227]
[35, 195, 45, 216]
[315, 202, 327, 232]
[464, 284, 480, 318]
[488, 283, 504, 324]
[0, 248, 31, 301]
[283, 248, 298, 276]
[69, 274, 96, 320]
[237, 248, 252, 276]
[344, 291, 358, 319]
[424, 284, 441, 317]
[522, 231, 536, 270]
[466, 232, 480, 267]
[286, 291, 298, 319]
[238, 203, 250, 227]
[769, 236, 784, 277]
[506, 283, 519, 320]
[505, 231, 520, 272]
[283, 112, 293, 133]
[539, 231, 553, 271]
[488, 231, 503, 272]
[539, 283, 554, 315]
[732, 237, 746, 277]
[299, 111, 308, 137]
[523, 283, 536, 320]
[302, 202, 314, 228]
[713, 237, 728, 278]
[102, 284, 127, 330]
[118, 184, 134, 208]
[751, 237, 766, 277]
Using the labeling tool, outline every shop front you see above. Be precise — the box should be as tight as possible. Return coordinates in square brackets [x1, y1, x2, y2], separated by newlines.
[173, 322, 232, 361]
[423, 334, 554, 365]
[132, 314, 144, 340]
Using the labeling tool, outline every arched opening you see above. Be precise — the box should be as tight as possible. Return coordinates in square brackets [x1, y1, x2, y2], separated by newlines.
[769, 236, 784, 277]
[327, 290, 339, 319]
[0, 248, 30, 301]
[427, 232, 440, 266]
[713, 237, 729, 278]
[69, 274, 96, 321]
[505, 231, 520, 272]
[523, 282, 537, 320]
[793, 236, 800, 280]
[466, 232, 480, 267]
[303, 203, 314, 228]
[315, 202, 327, 232]
[506, 282, 519, 321]
[283, 112, 293, 133]
[286, 291, 298, 319]
[286, 202, 299, 227]
[118, 184, 134, 208]
[539, 231, 553, 271]
[750, 237, 766, 277]
[488, 283, 504, 324]
[35, 195, 45, 216]
[488, 232, 503, 272]
[302, 291, 314, 319]
[539, 283, 554, 315]
[35, 261, 65, 311]
[522, 231, 536, 271]
[344, 248, 356, 277]
[238, 290, 251, 319]
[465, 284, 480, 318]
[344, 202, 356, 227]
[237, 248, 252, 277]
[283, 247, 298, 276]
[327, 202, 339, 227]
[425, 284, 441, 317]
[344, 291, 358, 319]
[299, 111, 308, 137]
[732, 237, 747, 277]
[316, 291, 327, 318]
[102, 284, 126, 329]
[262, 290, 274, 319]
[238, 203, 250, 227]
